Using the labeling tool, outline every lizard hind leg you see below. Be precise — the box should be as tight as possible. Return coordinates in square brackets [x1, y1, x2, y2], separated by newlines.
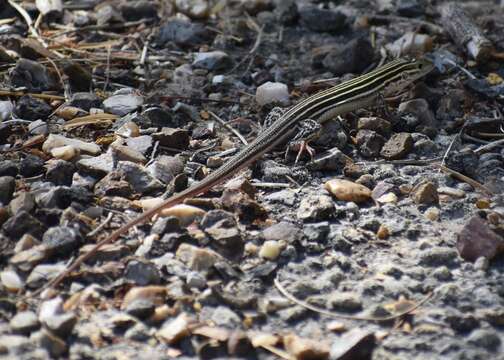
[285, 118, 322, 164]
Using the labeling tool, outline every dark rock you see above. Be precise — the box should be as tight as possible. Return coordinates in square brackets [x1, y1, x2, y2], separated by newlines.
[467, 329, 501, 351]
[419, 247, 459, 267]
[125, 299, 156, 319]
[42, 226, 82, 257]
[142, 107, 183, 128]
[328, 292, 363, 312]
[0, 160, 18, 177]
[151, 216, 181, 235]
[94, 171, 134, 198]
[69, 92, 101, 111]
[9, 192, 35, 214]
[371, 181, 397, 200]
[156, 19, 210, 47]
[436, 89, 466, 122]
[380, 133, 414, 160]
[19, 155, 45, 177]
[330, 328, 375, 360]
[15, 96, 52, 121]
[38, 329, 67, 358]
[465, 79, 504, 99]
[445, 313, 479, 333]
[121, 1, 158, 21]
[358, 117, 392, 137]
[9, 59, 56, 92]
[193, 51, 232, 71]
[274, 0, 298, 25]
[45, 160, 75, 186]
[398, 99, 436, 130]
[445, 149, 479, 178]
[146, 155, 184, 184]
[202, 210, 244, 260]
[457, 215, 504, 262]
[10, 311, 40, 335]
[299, 6, 346, 33]
[0, 176, 15, 205]
[308, 147, 348, 171]
[397, 0, 426, 17]
[356, 130, 385, 158]
[263, 221, 302, 244]
[3, 210, 45, 238]
[117, 161, 164, 195]
[303, 222, 330, 242]
[312, 119, 348, 149]
[62, 61, 92, 92]
[125, 260, 161, 285]
[152, 128, 190, 150]
[35, 186, 93, 209]
[321, 37, 374, 76]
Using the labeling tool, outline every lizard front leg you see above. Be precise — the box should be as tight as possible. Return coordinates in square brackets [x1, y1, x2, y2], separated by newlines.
[285, 119, 322, 164]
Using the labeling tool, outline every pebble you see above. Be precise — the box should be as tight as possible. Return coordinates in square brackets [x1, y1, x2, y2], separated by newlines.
[43, 312, 78, 338]
[138, 201, 206, 225]
[356, 129, 385, 158]
[157, 313, 191, 345]
[0, 176, 15, 205]
[45, 159, 76, 185]
[327, 292, 363, 312]
[152, 128, 189, 149]
[211, 306, 241, 328]
[325, 179, 372, 203]
[175, 0, 209, 19]
[321, 37, 374, 75]
[186, 271, 207, 289]
[357, 117, 392, 137]
[69, 92, 101, 111]
[3, 210, 45, 239]
[77, 152, 113, 176]
[125, 299, 156, 319]
[176, 243, 220, 271]
[380, 132, 414, 160]
[283, 334, 330, 360]
[43, 134, 101, 155]
[125, 260, 161, 286]
[20, 154, 45, 177]
[26, 264, 66, 288]
[0, 270, 23, 292]
[0, 100, 14, 121]
[15, 95, 52, 121]
[50, 145, 80, 161]
[156, 19, 208, 47]
[467, 329, 501, 351]
[438, 186, 465, 198]
[147, 155, 184, 184]
[412, 181, 439, 205]
[42, 226, 82, 258]
[259, 240, 282, 260]
[256, 81, 290, 106]
[110, 143, 147, 164]
[117, 161, 164, 194]
[297, 194, 335, 220]
[424, 207, 440, 221]
[38, 329, 67, 358]
[28, 119, 48, 135]
[121, 286, 168, 310]
[193, 50, 231, 71]
[9, 311, 39, 335]
[457, 215, 504, 262]
[103, 89, 144, 116]
[419, 247, 459, 267]
[299, 6, 346, 32]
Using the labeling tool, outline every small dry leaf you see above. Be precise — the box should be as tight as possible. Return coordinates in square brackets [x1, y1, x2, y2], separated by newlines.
[283, 334, 330, 360]
[192, 326, 230, 342]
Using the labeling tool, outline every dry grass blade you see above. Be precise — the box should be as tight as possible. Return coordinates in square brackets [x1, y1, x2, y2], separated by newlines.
[274, 277, 433, 322]
[0, 90, 65, 100]
[63, 113, 119, 130]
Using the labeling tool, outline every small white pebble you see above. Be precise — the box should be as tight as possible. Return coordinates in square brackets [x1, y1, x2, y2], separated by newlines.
[50, 145, 79, 161]
[0, 270, 23, 292]
[259, 240, 282, 260]
[256, 82, 290, 106]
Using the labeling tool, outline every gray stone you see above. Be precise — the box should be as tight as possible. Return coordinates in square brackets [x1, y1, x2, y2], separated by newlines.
[146, 155, 184, 184]
[419, 247, 459, 267]
[299, 6, 346, 32]
[42, 226, 82, 257]
[117, 161, 164, 194]
[28, 119, 48, 135]
[15, 95, 52, 121]
[210, 306, 241, 328]
[3, 210, 45, 239]
[327, 292, 363, 312]
[43, 312, 77, 338]
[26, 264, 66, 288]
[125, 299, 155, 319]
[69, 92, 101, 111]
[46, 159, 75, 186]
[193, 50, 231, 71]
[468, 329, 501, 351]
[103, 89, 143, 116]
[125, 260, 161, 285]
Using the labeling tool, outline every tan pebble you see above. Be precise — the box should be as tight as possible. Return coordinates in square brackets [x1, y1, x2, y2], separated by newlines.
[245, 243, 259, 255]
[122, 286, 168, 310]
[487, 212, 500, 225]
[476, 199, 490, 209]
[283, 333, 330, 360]
[206, 156, 224, 168]
[259, 240, 281, 260]
[326, 321, 346, 332]
[135, 199, 206, 225]
[399, 184, 412, 194]
[377, 224, 390, 239]
[324, 179, 371, 203]
[115, 121, 140, 138]
[50, 145, 79, 161]
[424, 207, 440, 221]
[156, 313, 191, 345]
[56, 106, 84, 120]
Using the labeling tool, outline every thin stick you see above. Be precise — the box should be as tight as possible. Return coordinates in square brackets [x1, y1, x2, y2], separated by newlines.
[87, 212, 113, 237]
[274, 277, 434, 322]
[474, 138, 504, 153]
[208, 111, 248, 146]
[437, 164, 493, 195]
[0, 90, 65, 101]
[439, 132, 460, 171]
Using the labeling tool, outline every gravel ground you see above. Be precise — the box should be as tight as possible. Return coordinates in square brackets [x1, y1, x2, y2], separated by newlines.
[0, 0, 504, 359]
